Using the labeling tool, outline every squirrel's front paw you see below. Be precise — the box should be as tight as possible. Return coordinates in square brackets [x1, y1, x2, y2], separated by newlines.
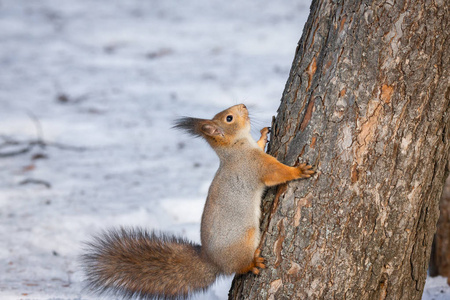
[297, 163, 315, 178]
[260, 127, 270, 136]
[257, 127, 271, 151]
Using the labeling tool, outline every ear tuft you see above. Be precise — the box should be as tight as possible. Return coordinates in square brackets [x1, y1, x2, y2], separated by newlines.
[172, 117, 202, 137]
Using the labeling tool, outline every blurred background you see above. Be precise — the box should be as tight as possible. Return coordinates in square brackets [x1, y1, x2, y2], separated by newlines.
[0, 1, 447, 299]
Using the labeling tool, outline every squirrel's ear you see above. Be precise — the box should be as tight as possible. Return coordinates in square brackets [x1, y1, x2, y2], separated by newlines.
[173, 118, 223, 138]
[201, 123, 224, 137]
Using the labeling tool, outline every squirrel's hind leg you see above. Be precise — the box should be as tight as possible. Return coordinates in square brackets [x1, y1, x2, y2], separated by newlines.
[237, 248, 266, 275]
[216, 227, 264, 275]
[234, 229, 266, 275]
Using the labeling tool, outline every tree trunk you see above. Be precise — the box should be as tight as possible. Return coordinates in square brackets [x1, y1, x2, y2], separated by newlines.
[429, 165, 450, 285]
[229, 0, 449, 299]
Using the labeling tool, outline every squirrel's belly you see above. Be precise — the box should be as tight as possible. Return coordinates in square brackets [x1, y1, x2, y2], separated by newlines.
[201, 185, 264, 258]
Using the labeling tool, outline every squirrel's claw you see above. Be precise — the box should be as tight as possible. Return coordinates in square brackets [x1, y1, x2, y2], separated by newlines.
[251, 249, 266, 275]
[298, 163, 315, 178]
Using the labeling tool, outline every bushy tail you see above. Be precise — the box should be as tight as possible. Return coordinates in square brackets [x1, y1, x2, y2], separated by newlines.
[82, 228, 220, 300]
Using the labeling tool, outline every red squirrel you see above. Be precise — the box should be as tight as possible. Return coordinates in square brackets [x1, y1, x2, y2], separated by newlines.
[83, 104, 314, 299]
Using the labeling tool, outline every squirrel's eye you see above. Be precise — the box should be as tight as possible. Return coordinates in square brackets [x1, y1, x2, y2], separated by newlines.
[226, 115, 233, 122]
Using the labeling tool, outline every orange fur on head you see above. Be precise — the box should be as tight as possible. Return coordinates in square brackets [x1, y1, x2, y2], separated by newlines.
[173, 104, 250, 148]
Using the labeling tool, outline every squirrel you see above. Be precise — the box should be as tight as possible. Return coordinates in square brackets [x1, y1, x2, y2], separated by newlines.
[82, 104, 314, 299]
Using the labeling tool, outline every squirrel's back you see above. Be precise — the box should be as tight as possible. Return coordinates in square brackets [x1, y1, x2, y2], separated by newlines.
[82, 228, 220, 299]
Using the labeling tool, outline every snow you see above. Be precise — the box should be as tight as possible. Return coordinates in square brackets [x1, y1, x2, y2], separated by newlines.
[0, 1, 448, 299]
[423, 276, 450, 300]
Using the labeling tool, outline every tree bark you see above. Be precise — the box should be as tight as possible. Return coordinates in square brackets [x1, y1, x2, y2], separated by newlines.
[230, 0, 449, 299]
[429, 165, 450, 285]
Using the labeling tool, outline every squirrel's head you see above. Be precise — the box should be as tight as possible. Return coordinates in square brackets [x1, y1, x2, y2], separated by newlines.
[174, 104, 251, 147]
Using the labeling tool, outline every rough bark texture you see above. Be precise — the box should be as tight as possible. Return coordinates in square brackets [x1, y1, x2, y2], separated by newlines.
[429, 166, 450, 285]
[229, 0, 449, 299]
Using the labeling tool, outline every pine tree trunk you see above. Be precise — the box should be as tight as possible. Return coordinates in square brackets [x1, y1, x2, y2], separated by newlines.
[229, 0, 449, 299]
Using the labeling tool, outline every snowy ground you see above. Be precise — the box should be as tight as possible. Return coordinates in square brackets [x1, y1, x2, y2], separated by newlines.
[0, 1, 448, 299]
